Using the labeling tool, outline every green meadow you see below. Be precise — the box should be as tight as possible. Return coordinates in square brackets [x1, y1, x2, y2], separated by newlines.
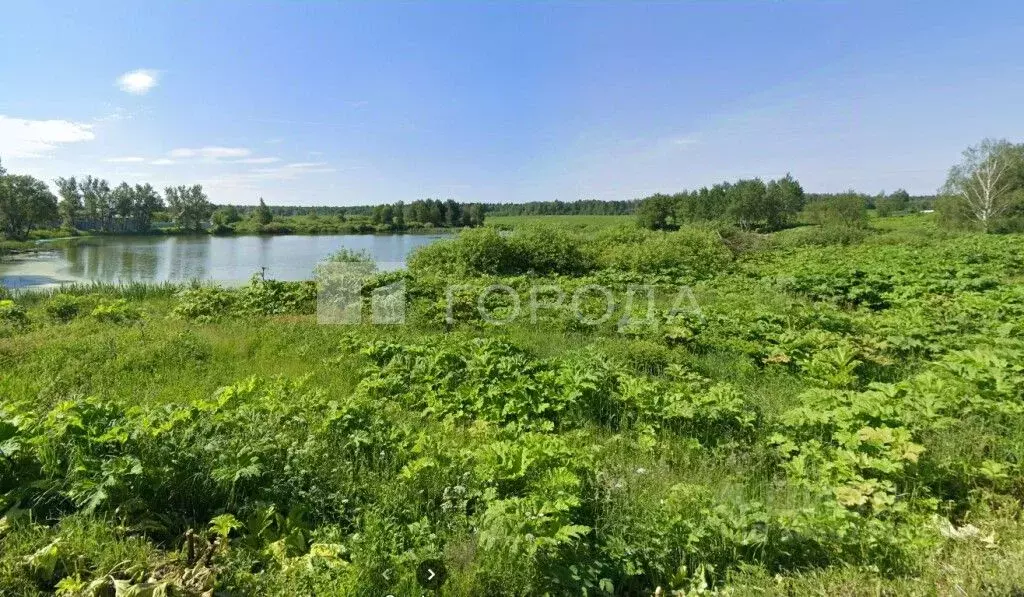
[3, 211, 1024, 595]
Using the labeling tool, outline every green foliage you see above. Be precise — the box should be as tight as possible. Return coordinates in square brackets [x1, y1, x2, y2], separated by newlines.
[773, 224, 872, 247]
[0, 299, 28, 327]
[507, 225, 597, 275]
[211, 205, 242, 234]
[323, 247, 373, 264]
[409, 223, 731, 281]
[635, 193, 677, 231]
[636, 174, 805, 232]
[486, 199, 638, 217]
[0, 172, 58, 240]
[173, 276, 317, 322]
[66, 177, 164, 234]
[90, 299, 141, 323]
[939, 138, 1024, 232]
[164, 185, 212, 232]
[44, 295, 93, 323]
[254, 197, 273, 226]
[803, 192, 869, 229]
[598, 227, 733, 279]
[221, 198, 485, 235]
[0, 238, 37, 256]
[876, 189, 912, 217]
[4, 215, 1024, 595]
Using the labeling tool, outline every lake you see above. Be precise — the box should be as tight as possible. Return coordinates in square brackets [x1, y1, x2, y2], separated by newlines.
[0, 234, 449, 290]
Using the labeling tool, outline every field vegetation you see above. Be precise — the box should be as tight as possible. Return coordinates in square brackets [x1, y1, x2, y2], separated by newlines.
[3, 139, 1024, 594]
[3, 205, 1024, 595]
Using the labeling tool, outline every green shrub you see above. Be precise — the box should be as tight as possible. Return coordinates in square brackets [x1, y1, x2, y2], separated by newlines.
[173, 285, 239, 322]
[990, 215, 1024, 233]
[452, 227, 514, 274]
[410, 226, 598, 277]
[237, 276, 317, 316]
[0, 299, 28, 327]
[90, 299, 141, 323]
[506, 225, 597, 275]
[717, 225, 768, 256]
[804, 193, 869, 229]
[408, 227, 510, 276]
[44, 294, 92, 323]
[411, 225, 730, 280]
[774, 225, 872, 247]
[323, 247, 373, 263]
[599, 227, 732, 279]
[173, 277, 317, 321]
[618, 339, 672, 375]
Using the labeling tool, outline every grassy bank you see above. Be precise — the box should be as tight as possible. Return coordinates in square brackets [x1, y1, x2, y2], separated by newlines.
[2, 215, 1024, 595]
[0, 239, 39, 257]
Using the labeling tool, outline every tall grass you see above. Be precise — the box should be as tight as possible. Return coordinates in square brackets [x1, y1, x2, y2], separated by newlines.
[13, 280, 187, 305]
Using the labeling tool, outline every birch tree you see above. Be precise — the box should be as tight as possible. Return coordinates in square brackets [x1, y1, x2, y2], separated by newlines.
[941, 139, 1024, 231]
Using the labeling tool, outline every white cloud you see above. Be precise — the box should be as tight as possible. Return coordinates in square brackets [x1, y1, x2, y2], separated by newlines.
[0, 115, 96, 158]
[117, 69, 159, 95]
[104, 156, 146, 163]
[669, 136, 699, 147]
[168, 146, 251, 159]
[94, 106, 146, 123]
[150, 158, 176, 165]
[206, 161, 336, 189]
[284, 161, 328, 169]
[254, 162, 336, 178]
[234, 157, 281, 164]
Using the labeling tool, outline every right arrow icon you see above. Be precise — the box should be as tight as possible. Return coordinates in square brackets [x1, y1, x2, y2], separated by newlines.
[416, 559, 447, 590]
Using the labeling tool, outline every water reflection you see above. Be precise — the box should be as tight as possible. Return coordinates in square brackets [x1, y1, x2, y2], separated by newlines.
[0, 233, 448, 290]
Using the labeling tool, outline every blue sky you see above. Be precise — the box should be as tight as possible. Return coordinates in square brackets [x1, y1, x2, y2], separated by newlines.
[2, 1, 1023, 206]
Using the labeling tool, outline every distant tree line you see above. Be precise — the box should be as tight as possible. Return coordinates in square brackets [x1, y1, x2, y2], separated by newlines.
[212, 198, 486, 234]
[56, 177, 212, 234]
[54, 176, 166, 233]
[12, 141, 1021, 241]
[371, 199, 485, 229]
[0, 159, 214, 240]
[805, 191, 933, 214]
[636, 174, 806, 231]
[483, 199, 639, 216]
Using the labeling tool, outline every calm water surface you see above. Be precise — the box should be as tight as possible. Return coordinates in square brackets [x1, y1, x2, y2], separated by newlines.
[0, 234, 448, 290]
